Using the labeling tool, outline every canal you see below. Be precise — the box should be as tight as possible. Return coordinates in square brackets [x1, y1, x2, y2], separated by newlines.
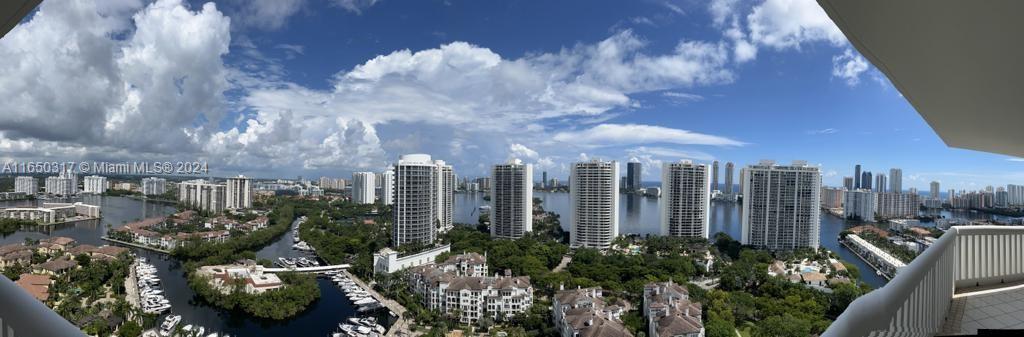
[0, 196, 360, 337]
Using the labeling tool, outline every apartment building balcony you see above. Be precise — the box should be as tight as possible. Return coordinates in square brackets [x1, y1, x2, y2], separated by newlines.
[816, 0, 1024, 333]
[824, 226, 1024, 336]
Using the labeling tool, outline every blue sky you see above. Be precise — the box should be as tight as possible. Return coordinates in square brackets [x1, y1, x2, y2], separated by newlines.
[1, 0, 1021, 190]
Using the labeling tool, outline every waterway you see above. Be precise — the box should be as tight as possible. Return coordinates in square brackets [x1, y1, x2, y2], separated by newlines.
[455, 191, 1012, 289]
[0, 195, 362, 337]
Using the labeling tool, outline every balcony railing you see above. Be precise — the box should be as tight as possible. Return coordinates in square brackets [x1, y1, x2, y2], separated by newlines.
[0, 275, 86, 337]
[824, 225, 1024, 337]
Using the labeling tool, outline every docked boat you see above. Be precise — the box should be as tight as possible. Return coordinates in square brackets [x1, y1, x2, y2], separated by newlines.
[159, 315, 181, 336]
[358, 303, 383, 312]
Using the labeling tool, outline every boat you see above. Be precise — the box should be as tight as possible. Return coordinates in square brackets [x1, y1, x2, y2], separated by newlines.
[159, 315, 181, 336]
[358, 303, 383, 312]
[208, 333, 219, 337]
[195, 326, 205, 336]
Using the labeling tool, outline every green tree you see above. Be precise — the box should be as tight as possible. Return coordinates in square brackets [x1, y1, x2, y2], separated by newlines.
[118, 321, 143, 337]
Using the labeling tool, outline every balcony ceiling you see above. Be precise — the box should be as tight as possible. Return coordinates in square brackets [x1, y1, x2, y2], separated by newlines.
[818, 0, 1024, 158]
[1, 0, 39, 39]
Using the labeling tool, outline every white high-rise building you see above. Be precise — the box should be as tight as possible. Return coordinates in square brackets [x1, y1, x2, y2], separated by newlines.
[141, 177, 166, 196]
[435, 160, 454, 233]
[1008, 184, 1024, 206]
[930, 181, 941, 200]
[380, 169, 395, 206]
[179, 179, 227, 213]
[491, 159, 533, 239]
[45, 169, 77, 196]
[14, 176, 38, 195]
[660, 160, 710, 239]
[226, 175, 253, 209]
[844, 190, 877, 222]
[741, 160, 821, 250]
[889, 168, 903, 194]
[353, 172, 377, 204]
[393, 154, 438, 247]
[874, 174, 887, 193]
[570, 160, 619, 250]
[877, 192, 920, 219]
[83, 175, 107, 194]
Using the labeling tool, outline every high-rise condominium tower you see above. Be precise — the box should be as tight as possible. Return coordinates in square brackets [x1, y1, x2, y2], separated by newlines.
[889, 168, 903, 194]
[930, 181, 941, 200]
[380, 169, 394, 205]
[661, 160, 710, 238]
[353, 172, 377, 204]
[14, 176, 38, 194]
[741, 160, 821, 250]
[435, 160, 454, 233]
[226, 175, 253, 209]
[861, 171, 873, 190]
[570, 160, 619, 250]
[141, 177, 166, 196]
[83, 175, 107, 194]
[843, 176, 854, 190]
[711, 161, 720, 192]
[854, 164, 862, 189]
[180, 179, 227, 213]
[491, 159, 533, 239]
[626, 161, 642, 192]
[45, 168, 77, 196]
[393, 154, 438, 247]
[724, 162, 735, 194]
[875, 174, 887, 193]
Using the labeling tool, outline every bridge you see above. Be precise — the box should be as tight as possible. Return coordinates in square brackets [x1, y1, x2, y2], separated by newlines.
[262, 264, 351, 273]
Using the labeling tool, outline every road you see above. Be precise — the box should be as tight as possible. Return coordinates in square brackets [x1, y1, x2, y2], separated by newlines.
[552, 255, 572, 273]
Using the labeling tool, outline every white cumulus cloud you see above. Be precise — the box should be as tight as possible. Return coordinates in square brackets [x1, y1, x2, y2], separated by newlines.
[552, 124, 745, 148]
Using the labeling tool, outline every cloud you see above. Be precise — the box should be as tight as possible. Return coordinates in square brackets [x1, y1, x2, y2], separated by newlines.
[746, 0, 845, 50]
[275, 43, 305, 58]
[0, 0, 230, 156]
[331, 0, 380, 14]
[509, 143, 540, 160]
[832, 49, 869, 86]
[663, 2, 685, 15]
[662, 91, 704, 104]
[627, 146, 715, 161]
[552, 124, 744, 148]
[224, 0, 304, 31]
[1007, 158, 1024, 162]
[237, 30, 736, 174]
[806, 128, 838, 135]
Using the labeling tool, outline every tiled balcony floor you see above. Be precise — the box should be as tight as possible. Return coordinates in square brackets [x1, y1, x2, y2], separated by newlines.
[941, 282, 1024, 334]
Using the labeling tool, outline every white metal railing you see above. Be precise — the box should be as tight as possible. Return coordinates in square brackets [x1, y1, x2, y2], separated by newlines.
[823, 226, 1024, 337]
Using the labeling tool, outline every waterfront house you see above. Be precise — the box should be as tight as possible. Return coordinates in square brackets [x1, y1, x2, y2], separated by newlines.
[0, 249, 32, 268]
[15, 274, 51, 301]
[33, 258, 77, 276]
